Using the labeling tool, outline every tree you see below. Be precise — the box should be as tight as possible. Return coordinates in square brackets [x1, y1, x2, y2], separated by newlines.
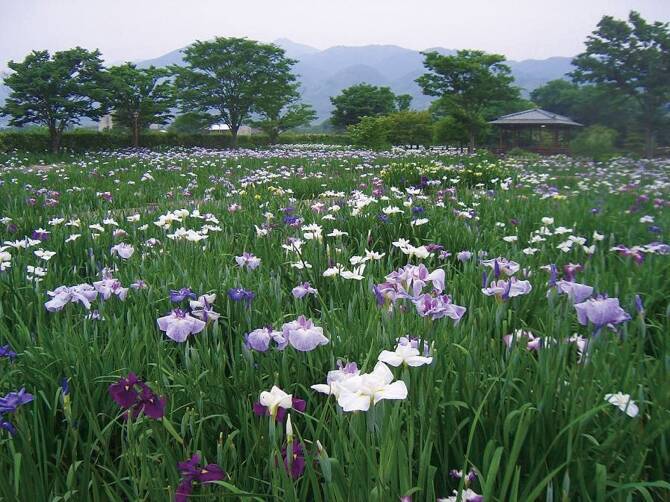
[330, 84, 406, 128]
[249, 79, 316, 143]
[0, 47, 107, 153]
[416, 50, 519, 153]
[530, 80, 581, 117]
[347, 111, 432, 149]
[168, 112, 212, 134]
[570, 125, 618, 161]
[571, 11, 670, 157]
[173, 37, 297, 148]
[107, 63, 174, 147]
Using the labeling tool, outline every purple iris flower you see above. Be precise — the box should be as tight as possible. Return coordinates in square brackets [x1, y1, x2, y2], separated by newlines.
[555, 280, 594, 304]
[134, 385, 167, 420]
[377, 214, 390, 223]
[108, 373, 166, 420]
[457, 251, 472, 262]
[574, 296, 631, 328]
[176, 454, 226, 502]
[563, 263, 583, 282]
[227, 287, 255, 305]
[635, 294, 644, 316]
[45, 284, 98, 311]
[157, 309, 207, 342]
[413, 294, 467, 322]
[31, 229, 49, 241]
[170, 288, 197, 303]
[280, 441, 307, 480]
[245, 327, 288, 352]
[482, 278, 532, 301]
[0, 344, 16, 361]
[253, 397, 306, 423]
[0, 388, 33, 414]
[0, 420, 16, 436]
[291, 282, 318, 299]
[281, 316, 329, 352]
[108, 373, 141, 409]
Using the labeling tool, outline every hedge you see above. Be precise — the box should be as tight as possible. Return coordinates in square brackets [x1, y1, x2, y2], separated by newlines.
[0, 129, 350, 152]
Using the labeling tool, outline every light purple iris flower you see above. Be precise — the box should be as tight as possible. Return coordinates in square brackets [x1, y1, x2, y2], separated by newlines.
[377, 264, 445, 301]
[574, 297, 631, 328]
[281, 316, 329, 352]
[235, 252, 261, 270]
[245, 326, 287, 352]
[93, 278, 129, 301]
[457, 251, 473, 262]
[413, 293, 467, 322]
[292, 282, 318, 299]
[555, 280, 593, 304]
[481, 257, 520, 276]
[189, 294, 220, 322]
[157, 309, 207, 342]
[45, 284, 98, 311]
[110, 243, 135, 259]
[482, 278, 532, 301]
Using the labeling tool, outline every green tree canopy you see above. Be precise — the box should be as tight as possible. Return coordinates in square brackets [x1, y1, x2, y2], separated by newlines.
[330, 84, 410, 128]
[417, 49, 519, 153]
[248, 78, 316, 143]
[107, 63, 175, 147]
[172, 37, 297, 147]
[571, 11, 670, 157]
[168, 112, 212, 134]
[0, 47, 108, 153]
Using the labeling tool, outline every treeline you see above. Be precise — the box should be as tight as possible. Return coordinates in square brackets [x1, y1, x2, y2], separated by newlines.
[1, 11, 668, 156]
[0, 130, 347, 152]
[335, 11, 670, 157]
[0, 38, 316, 153]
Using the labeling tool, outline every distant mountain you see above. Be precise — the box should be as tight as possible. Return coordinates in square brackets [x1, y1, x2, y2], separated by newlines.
[0, 40, 575, 127]
[136, 39, 574, 121]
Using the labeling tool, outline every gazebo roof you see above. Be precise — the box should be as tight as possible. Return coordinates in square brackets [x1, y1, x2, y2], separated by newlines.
[489, 108, 582, 126]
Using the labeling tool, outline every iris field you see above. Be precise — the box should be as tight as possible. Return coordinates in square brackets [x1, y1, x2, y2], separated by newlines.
[0, 146, 668, 501]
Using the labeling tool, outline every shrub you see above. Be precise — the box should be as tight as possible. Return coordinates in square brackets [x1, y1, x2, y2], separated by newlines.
[348, 111, 433, 149]
[0, 129, 350, 152]
[570, 125, 618, 161]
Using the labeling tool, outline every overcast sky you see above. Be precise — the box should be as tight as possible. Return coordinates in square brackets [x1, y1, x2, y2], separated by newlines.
[1, 0, 668, 69]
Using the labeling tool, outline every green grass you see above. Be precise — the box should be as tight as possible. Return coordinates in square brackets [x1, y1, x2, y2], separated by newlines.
[0, 148, 668, 501]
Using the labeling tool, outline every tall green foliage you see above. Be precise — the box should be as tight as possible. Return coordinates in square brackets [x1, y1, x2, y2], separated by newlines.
[107, 63, 175, 147]
[330, 84, 412, 128]
[0, 47, 108, 153]
[172, 37, 297, 147]
[572, 11, 670, 157]
[417, 50, 519, 153]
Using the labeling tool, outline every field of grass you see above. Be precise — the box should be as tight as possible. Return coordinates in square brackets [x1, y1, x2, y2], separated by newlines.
[0, 146, 668, 501]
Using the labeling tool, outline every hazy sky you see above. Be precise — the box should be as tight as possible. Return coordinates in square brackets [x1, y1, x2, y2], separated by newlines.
[1, 0, 668, 68]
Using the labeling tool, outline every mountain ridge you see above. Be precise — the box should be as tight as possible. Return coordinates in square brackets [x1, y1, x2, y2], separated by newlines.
[0, 39, 574, 126]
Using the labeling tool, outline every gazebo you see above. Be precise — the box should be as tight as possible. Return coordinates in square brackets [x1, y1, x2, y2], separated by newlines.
[489, 108, 582, 154]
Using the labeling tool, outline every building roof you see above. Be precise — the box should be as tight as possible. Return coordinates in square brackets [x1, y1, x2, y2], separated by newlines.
[489, 108, 582, 126]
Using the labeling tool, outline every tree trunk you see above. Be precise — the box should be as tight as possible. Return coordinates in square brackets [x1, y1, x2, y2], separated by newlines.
[269, 130, 279, 145]
[468, 131, 475, 154]
[132, 123, 140, 148]
[230, 127, 239, 149]
[49, 127, 62, 154]
[643, 124, 655, 158]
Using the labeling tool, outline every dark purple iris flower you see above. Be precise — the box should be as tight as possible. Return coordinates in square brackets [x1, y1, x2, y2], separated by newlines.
[0, 420, 16, 435]
[170, 288, 197, 303]
[176, 454, 226, 502]
[109, 373, 141, 408]
[0, 344, 17, 361]
[0, 388, 34, 414]
[227, 287, 255, 305]
[108, 373, 166, 420]
[253, 397, 306, 423]
[31, 229, 49, 241]
[280, 441, 306, 480]
[377, 214, 390, 223]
